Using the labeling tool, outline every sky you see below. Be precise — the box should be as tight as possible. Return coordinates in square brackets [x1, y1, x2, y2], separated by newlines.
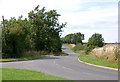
[0, 0, 118, 43]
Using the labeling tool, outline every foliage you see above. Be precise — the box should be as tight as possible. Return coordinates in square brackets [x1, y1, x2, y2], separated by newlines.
[86, 33, 104, 54]
[62, 32, 84, 44]
[62, 34, 74, 44]
[78, 54, 118, 68]
[85, 45, 96, 54]
[28, 5, 66, 52]
[2, 18, 30, 58]
[87, 33, 104, 47]
[1, 5, 66, 58]
[73, 43, 87, 51]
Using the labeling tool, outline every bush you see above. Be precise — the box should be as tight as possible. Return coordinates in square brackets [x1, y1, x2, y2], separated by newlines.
[87, 33, 104, 47]
[2, 25, 30, 58]
[73, 43, 88, 53]
[85, 45, 96, 54]
[85, 33, 104, 54]
[2, 5, 66, 58]
[62, 32, 84, 44]
[73, 43, 84, 51]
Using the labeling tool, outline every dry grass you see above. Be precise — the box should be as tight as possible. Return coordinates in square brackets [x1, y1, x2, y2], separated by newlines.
[23, 50, 66, 57]
[79, 50, 85, 54]
[89, 44, 119, 63]
[23, 50, 54, 57]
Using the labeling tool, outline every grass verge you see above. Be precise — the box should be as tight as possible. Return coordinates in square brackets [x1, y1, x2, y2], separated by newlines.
[0, 55, 53, 62]
[78, 53, 118, 68]
[63, 44, 118, 68]
[0, 52, 68, 62]
[1, 68, 68, 80]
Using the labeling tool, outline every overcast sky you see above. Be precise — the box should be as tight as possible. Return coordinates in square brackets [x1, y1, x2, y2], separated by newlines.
[0, 0, 118, 43]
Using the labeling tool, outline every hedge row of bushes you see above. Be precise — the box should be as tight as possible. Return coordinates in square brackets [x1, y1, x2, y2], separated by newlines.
[1, 5, 66, 58]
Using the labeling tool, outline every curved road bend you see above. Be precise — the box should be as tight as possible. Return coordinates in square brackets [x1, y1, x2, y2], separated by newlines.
[1, 46, 118, 80]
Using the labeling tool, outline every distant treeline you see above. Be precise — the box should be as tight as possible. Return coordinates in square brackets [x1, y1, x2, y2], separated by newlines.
[1, 5, 66, 58]
[62, 32, 84, 44]
[63, 33, 104, 54]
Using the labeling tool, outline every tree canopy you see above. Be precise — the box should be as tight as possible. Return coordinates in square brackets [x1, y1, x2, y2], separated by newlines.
[87, 33, 104, 47]
[62, 32, 84, 44]
[1, 5, 66, 58]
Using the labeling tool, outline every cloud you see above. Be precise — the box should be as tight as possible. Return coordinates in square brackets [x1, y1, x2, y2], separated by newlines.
[59, 1, 118, 43]
[0, 0, 118, 43]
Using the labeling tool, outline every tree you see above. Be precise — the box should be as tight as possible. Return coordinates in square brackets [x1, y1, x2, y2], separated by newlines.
[1, 5, 66, 58]
[71, 32, 83, 44]
[28, 5, 66, 52]
[87, 33, 104, 47]
[63, 34, 74, 44]
[2, 17, 31, 58]
[62, 32, 84, 44]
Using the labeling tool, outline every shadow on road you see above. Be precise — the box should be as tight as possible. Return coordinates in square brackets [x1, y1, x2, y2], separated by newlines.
[40, 56, 60, 60]
[1, 56, 60, 63]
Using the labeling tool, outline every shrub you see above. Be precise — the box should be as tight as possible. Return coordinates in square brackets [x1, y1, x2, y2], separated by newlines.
[85, 33, 104, 54]
[62, 32, 84, 44]
[2, 25, 30, 58]
[2, 5, 66, 58]
[87, 33, 104, 47]
[73, 43, 84, 51]
[85, 45, 96, 54]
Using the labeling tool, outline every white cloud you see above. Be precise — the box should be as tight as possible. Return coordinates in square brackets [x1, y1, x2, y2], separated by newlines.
[0, 0, 118, 43]
[60, 2, 118, 43]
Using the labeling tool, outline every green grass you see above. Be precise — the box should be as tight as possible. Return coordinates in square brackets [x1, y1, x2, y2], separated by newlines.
[1, 68, 68, 80]
[78, 53, 118, 68]
[0, 52, 68, 62]
[63, 44, 118, 68]
[0, 55, 53, 61]
[63, 44, 72, 48]
[0, 68, 1, 82]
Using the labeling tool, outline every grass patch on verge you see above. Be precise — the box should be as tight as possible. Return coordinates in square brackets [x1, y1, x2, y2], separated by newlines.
[63, 44, 72, 48]
[0, 52, 68, 62]
[78, 53, 118, 68]
[1, 68, 68, 80]
[0, 55, 53, 61]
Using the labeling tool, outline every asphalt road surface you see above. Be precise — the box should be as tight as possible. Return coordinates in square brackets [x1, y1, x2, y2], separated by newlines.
[1, 46, 118, 80]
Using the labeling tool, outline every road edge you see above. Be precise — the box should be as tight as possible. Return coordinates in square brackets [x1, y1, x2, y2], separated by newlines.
[78, 58, 118, 71]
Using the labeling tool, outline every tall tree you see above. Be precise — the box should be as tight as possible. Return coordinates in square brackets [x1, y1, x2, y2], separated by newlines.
[1, 5, 66, 58]
[87, 33, 104, 47]
[28, 5, 66, 52]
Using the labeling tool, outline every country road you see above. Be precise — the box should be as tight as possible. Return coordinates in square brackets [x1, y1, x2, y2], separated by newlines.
[1, 46, 118, 80]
